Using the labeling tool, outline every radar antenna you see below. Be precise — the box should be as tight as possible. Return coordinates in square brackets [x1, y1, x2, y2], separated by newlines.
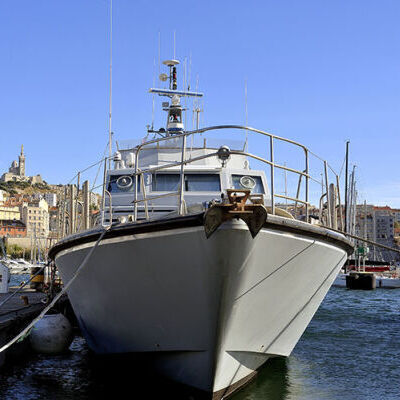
[148, 57, 203, 136]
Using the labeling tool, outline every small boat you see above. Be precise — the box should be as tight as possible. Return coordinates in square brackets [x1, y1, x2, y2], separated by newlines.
[375, 273, 400, 288]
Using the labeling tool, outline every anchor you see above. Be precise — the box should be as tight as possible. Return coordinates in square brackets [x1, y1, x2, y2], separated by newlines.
[204, 189, 267, 238]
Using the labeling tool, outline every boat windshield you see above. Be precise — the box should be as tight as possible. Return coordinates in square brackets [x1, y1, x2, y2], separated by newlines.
[152, 173, 221, 192]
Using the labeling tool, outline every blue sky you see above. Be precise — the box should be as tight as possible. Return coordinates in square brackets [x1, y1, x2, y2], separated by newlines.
[0, 1, 399, 206]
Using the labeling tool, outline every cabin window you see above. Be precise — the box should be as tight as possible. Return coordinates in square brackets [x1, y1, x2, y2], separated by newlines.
[152, 174, 180, 192]
[232, 175, 264, 193]
[185, 174, 221, 191]
[108, 175, 139, 193]
[152, 173, 221, 192]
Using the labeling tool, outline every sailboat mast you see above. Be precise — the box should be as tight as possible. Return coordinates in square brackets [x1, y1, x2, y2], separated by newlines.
[344, 140, 350, 233]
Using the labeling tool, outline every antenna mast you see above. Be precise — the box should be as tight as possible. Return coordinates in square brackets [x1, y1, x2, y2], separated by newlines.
[173, 30, 176, 59]
[245, 78, 248, 151]
[108, 0, 113, 169]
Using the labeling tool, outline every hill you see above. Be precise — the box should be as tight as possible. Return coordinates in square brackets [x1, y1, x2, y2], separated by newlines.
[0, 180, 54, 195]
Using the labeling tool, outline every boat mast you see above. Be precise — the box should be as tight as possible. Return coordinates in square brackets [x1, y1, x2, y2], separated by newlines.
[344, 140, 350, 233]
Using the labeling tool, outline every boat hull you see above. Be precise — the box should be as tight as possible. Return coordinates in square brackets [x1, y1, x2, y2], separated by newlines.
[54, 219, 347, 397]
[376, 276, 400, 288]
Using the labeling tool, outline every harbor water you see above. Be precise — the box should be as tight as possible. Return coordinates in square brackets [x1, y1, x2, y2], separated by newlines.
[0, 286, 399, 400]
[9, 273, 30, 288]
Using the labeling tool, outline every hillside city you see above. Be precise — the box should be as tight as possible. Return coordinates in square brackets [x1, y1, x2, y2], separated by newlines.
[1, 146, 399, 262]
[0, 146, 100, 257]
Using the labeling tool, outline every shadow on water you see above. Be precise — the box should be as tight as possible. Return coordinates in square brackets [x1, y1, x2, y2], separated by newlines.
[0, 336, 210, 400]
[0, 339, 290, 400]
[233, 357, 289, 400]
[83, 350, 210, 400]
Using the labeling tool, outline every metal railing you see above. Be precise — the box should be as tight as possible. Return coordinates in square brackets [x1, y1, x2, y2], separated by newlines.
[126, 125, 342, 229]
[59, 124, 344, 236]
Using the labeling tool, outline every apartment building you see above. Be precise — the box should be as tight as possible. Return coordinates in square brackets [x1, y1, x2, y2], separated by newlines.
[20, 198, 49, 238]
[355, 205, 398, 262]
[0, 205, 20, 220]
[0, 219, 27, 237]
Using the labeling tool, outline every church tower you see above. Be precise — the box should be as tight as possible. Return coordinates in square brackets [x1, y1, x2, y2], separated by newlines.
[18, 145, 25, 177]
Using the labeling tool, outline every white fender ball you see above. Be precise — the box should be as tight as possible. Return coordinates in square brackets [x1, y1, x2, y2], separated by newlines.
[30, 314, 73, 354]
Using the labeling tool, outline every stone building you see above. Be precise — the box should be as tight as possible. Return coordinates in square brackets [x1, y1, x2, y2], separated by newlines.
[0, 219, 27, 238]
[20, 198, 49, 239]
[1, 145, 43, 184]
[0, 205, 20, 221]
[0, 190, 6, 203]
[44, 193, 57, 207]
[355, 204, 398, 262]
[393, 209, 400, 224]
[374, 206, 395, 261]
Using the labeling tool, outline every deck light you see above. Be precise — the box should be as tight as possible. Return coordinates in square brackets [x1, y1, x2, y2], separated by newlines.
[217, 146, 231, 167]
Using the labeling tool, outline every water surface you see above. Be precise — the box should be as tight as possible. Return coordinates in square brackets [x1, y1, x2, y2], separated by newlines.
[0, 287, 399, 399]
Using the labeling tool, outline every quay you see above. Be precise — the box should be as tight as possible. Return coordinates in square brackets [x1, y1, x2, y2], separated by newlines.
[0, 286, 70, 368]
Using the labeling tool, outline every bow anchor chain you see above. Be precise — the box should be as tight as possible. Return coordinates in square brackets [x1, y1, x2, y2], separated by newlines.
[204, 189, 267, 238]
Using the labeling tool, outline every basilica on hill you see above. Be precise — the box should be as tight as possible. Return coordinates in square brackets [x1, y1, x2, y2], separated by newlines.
[1, 145, 43, 184]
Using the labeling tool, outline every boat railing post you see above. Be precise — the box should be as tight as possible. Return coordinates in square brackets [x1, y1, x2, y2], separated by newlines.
[305, 149, 309, 223]
[294, 173, 303, 217]
[270, 136, 275, 215]
[105, 190, 112, 226]
[101, 157, 108, 226]
[140, 171, 149, 220]
[329, 183, 337, 229]
[179, 134, 187, 215]
[133, 149, 139, 221]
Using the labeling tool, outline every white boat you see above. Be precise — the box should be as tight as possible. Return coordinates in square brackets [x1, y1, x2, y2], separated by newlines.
[10, 259, 31, 274]
[375, 274, 400, 288]
[49, 59, 353, 398]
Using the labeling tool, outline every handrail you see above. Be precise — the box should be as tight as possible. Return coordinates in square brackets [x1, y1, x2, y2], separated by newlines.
[63, 124, 342, 234]
[101, 190, 112, 227]
[125, 124, 340, 225]
[274, 194, 310, 205]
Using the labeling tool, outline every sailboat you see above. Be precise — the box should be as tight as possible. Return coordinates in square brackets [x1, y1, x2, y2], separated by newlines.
[49, 58, 353, 398]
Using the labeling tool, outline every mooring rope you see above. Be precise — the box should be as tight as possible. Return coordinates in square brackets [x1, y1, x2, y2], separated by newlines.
[0, 229, 107, 354]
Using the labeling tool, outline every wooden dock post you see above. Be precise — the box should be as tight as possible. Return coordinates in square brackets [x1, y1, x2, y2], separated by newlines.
[83, 180, 90, 230]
